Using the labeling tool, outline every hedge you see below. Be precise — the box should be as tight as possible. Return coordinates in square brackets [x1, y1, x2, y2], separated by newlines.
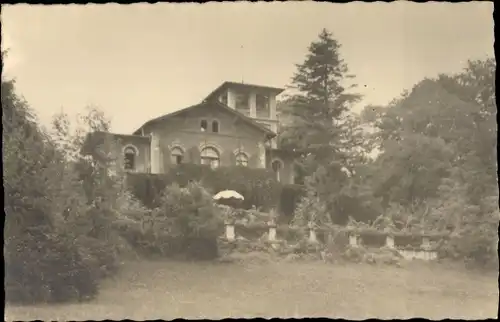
[126, 164, 282, 211]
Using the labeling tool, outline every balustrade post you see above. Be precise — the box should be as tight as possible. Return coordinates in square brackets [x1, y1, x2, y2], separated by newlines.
[349, 233, 359, 247]
[421, 236, 431, 250]
[308, 222, 317, 243]
[268, 220, 277, 242]
[225, 222, 235, 241]
[386, 235, 395, 249]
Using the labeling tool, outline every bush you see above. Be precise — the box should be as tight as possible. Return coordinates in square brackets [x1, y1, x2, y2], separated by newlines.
[324, 227, 350, 255]
[437, 214, 498, 270]
[5, 231, 99, 304]
[76, 236, 121, 278]
[291, 186, 330, 228]
[143, 182, 223, 260]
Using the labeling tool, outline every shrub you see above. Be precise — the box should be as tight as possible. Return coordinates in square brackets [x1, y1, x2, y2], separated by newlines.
[5, 231, 98, 304]
[147, 182, 223, 260]
[430, 177, 499, 270]
[291, 186, 331, 228]
[437, 214, 499, 270]
[75, 236, 120, 279]
[324, 227, 350, 255]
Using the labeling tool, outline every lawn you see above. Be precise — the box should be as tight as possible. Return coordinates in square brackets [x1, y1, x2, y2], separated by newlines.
[5, 259, 498, 320]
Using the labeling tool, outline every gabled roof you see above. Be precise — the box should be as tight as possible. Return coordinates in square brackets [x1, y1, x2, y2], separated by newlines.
[204, 81, 285, 102]
[132, 100, 276, 139]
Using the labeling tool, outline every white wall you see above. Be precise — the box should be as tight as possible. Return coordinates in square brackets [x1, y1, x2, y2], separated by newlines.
[150, 132, 161, 174]
[227, 89, 236, 109]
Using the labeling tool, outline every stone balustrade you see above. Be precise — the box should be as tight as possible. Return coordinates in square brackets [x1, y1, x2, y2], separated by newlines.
[223, 222, 444, 261]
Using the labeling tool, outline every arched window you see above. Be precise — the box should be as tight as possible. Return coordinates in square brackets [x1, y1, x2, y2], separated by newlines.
[235, 153, 249, 167]
[123, 146, 138, 170]
[212, 120, 219, 133]
[271, 159, 283, 182]
[170, 147, 184, 165]
[200, 119, 208, 132]
[201, 146, 220, 169]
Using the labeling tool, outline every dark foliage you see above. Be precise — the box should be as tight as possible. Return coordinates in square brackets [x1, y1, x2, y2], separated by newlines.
[279, 184, 306, 221]
[5, 231, 99, 304]
[127, 164, 282, 211]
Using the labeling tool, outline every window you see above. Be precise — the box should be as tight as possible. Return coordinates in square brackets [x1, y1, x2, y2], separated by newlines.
[235, 153, 248, 167]
[170, 147, 184, 165]
[219, 93, 228, 105]
[212, 120, 219, 133]
[256, 94, 270, 118]
[201, 147, 220, 169]
[235, 92, 250, 116]
[271, 160, 282, 182]
[123, 146, 138, 170]
[200, 119, 208, 132]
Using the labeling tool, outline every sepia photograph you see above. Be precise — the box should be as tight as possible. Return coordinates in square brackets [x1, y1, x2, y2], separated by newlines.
[2, 1, 497, 320]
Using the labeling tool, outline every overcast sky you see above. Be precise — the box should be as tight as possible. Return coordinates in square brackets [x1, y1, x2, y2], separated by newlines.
[2, 2, 494, 134]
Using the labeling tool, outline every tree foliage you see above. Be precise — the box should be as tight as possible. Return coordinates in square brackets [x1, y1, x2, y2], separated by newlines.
[367, 58, 497, 208]
[280, 29, 362, 159]
[362, 58, 498, 268]
[3, 75, 101, 303]
[3, 63, 144, 303]
[282, 29, 376, 225]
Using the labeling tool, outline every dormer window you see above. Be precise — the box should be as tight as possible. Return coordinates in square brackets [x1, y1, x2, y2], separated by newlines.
[212, 120, 219, 133]
[201, 119, 208, 132]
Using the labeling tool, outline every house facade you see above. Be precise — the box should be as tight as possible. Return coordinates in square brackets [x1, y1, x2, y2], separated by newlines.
[84, 82, 300, 184]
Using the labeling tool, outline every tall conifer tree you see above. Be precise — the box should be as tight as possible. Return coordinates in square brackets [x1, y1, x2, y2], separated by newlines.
[281, 29, 362, 172]
[283, 29, 366, 224]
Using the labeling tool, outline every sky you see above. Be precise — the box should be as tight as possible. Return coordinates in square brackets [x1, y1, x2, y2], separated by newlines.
[2, 2, 494, 134]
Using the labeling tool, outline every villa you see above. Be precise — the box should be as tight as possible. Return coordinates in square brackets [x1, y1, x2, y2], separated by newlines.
[84, 81, 301, 184]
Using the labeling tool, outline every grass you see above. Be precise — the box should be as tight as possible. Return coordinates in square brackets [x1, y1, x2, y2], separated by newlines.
[5, 259, 498, 320]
